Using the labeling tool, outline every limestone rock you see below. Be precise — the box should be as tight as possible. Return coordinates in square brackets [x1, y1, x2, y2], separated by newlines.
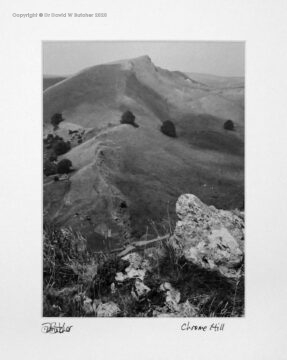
[83, 297, 94, 315]
[178, 300, 198, 317]
[115, 268, 146, 282]
[152, 299, 198, 317]
[115, 252, 151, 282]
[126, 268, 146, 281]
[115, 272, 126, 282]
[134, 279, 151, 298]
[173, 194, 244, 279]
[160, 282, 181, 311]
[122, 253, 142, 269]
[95, 301, 121, 317]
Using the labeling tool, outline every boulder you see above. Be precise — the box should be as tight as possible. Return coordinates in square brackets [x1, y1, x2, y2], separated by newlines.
[173, 194, 244, 279]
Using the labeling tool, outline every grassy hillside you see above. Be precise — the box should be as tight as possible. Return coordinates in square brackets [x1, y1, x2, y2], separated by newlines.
[43, 56, 244, 251]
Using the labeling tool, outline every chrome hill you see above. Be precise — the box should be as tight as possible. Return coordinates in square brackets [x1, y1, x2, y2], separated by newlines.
[43, 55, 244, 250]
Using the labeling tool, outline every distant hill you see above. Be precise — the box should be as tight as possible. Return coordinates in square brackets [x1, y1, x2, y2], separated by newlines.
[43, 75, 66, 90]
[43, 55, 244, 250]
[185, 72, 244, 110]
[185, 72, 244, 88]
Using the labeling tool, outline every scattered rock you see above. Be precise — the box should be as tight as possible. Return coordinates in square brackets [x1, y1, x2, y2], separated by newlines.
[83, 297, 94, 315]
[115, 252, 151, 282]
[115, 272, 126, 282]
[152, 299, 198, 317]
[178, 300, 198, 317]
[133, 279, 151, 298]
[160, 282, 181, 311]
[173, 194, 244, 279]
[122, 253, 142, 269]
[95, 301, 121, 317]
[115, 268, 146, 282]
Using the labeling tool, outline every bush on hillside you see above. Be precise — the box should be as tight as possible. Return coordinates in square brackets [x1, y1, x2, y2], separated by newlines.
[44, 134, 62, 147]
[120, 110, 139, 128]
[51, 113, 64, 130]
[224, 119, 235, 131]
[44, 160, 57, 176]
[57, 159, 73, 174]
[161, 120, 177, 138]
[53, 140, 71, 156]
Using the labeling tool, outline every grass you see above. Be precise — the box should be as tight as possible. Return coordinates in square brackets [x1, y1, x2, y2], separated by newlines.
[43, 222, 95, 316]
[43, 221, 244, 317]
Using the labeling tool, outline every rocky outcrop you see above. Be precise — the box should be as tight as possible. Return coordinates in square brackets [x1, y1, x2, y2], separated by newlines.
[172, 194, 244, 279]
[95, 301, 121, 317]
[70, 193, 244, 317]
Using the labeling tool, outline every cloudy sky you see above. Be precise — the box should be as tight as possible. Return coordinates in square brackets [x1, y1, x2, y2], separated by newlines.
[43, 41, 244, 77]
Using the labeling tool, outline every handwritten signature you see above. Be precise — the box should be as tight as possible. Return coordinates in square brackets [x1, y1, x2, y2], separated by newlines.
[41, 322, 73, 334]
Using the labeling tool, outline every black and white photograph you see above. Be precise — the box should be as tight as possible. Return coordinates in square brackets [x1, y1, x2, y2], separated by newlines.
[43, 41, 245, 317]
[2, 0, 287, 358]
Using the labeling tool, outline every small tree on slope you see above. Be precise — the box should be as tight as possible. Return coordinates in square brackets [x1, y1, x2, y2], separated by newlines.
[224, 119, 235, 131]
[161, 120, 177, 138]
[57, 159, 73, 174]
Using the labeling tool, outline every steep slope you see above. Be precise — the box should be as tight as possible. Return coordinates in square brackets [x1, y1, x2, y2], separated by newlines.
[43, 56, 244, 250]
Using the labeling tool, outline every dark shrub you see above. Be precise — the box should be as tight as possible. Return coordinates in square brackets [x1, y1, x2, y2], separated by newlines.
[53, 140, 71, 156]
[57, 159, 72, 174]
[120, 110, 138, 127]
[161, 120, 177, 138]
[44, 134, 64, 151]
[69, 130, 78, 135]
[49, 153, 57, 162]
[54, 176, 59, 182]
[44, 160, 57, 176]
[51, 113, 64, 130]
[46, 134, 54, 142]
[224, 120, 235, 131]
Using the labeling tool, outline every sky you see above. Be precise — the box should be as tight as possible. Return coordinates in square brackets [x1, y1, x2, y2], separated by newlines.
[43, 41, 244, 77]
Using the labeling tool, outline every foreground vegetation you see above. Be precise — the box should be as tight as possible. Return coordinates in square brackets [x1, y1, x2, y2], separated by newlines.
[43, 222, 244, 317]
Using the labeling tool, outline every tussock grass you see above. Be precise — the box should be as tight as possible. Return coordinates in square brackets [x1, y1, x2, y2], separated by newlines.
[43, 222, 95, 316]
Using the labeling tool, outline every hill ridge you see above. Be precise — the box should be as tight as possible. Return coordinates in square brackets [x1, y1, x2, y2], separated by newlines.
[43, 55, 244, 250]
